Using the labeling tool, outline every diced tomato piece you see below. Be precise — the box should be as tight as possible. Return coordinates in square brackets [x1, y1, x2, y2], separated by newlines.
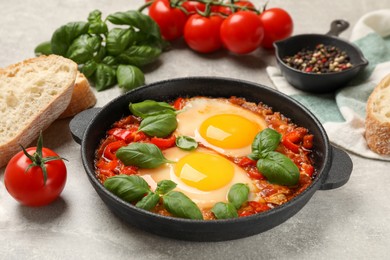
[237, 157, 257, 167]
[108, 128, 136, 142]
[301, 163, 314, 177]
[173, 97, 184, 110]
[282, 129, 307, 153]
[303, 134, 314, 150]
[150, 135, 176, 150]
[247, 167, 266, 180]
[103, 140, 127, 160]
[121, 165, 138, 175]
[248, 201, 270, 213]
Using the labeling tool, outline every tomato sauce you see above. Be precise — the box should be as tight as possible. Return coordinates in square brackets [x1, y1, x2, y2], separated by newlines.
[94, 97, 315, 219]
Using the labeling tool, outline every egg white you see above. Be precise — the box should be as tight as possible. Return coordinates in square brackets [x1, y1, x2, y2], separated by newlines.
[138, 147, 258, 209]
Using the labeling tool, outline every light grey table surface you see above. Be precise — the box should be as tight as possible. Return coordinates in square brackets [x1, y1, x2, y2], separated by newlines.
[1, 0, 390, 259]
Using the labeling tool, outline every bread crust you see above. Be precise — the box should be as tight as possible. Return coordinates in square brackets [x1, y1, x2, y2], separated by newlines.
[365, 74, 390, 155]
[59, 72, 97, 118]
[0, 55, 78, 167]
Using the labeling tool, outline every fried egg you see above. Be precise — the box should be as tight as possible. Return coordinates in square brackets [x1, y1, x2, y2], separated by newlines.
[175, 97, 267, 157]
[138, 147, 258, 209]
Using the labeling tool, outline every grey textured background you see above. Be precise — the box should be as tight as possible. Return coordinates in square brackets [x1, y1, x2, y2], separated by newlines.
[1, 0, 390, 259]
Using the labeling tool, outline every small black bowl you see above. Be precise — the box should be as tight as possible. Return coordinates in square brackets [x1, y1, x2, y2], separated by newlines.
[69, 77, 353, 241]
[274, 20, 368, 93]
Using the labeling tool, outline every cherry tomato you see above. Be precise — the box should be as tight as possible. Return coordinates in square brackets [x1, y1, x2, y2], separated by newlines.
[4, 146, 67, 207]
[184, 14, 224, 53]
[259, 8, 293, 49]
[149, 0, 187, 41]
[220, 11, 264, 54]
[217, 1, 255, 16]
[181, 1, 206, 14]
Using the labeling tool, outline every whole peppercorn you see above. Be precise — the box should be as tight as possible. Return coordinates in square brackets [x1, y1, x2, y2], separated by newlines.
[282, 44, 353, 73]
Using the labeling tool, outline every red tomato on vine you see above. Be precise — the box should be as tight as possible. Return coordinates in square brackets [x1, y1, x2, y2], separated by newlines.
[220, 11, 264, 54]
[148, 0, 188, 41]
[4, 133, 67, 207]
[184, 14, 224, 53]
[259, 8, 293, 49]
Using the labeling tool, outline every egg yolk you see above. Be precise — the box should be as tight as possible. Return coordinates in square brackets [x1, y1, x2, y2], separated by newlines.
[174, 152, 234, 191]
[199, 114, 261, 149]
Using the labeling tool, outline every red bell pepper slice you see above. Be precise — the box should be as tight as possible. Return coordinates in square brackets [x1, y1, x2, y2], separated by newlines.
[103, 140, 127, 160]
[150, 135, 176, 150]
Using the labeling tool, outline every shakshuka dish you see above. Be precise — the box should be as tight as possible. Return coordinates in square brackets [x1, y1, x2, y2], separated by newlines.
[94, 96, 315, 220]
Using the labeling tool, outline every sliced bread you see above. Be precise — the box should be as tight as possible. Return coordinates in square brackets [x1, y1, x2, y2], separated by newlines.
[365, 74, 390, 155]
[59, 72, 97, 118]
[0, 55, 78, 167]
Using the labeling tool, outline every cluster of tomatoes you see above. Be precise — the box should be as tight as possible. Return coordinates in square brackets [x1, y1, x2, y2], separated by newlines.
[146, 0, 293, 54]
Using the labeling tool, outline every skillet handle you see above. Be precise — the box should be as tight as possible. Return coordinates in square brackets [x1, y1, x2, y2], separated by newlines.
[319, 146, 353, 190]
[69, 108, 102, 145]
[325, 19, 350, 37]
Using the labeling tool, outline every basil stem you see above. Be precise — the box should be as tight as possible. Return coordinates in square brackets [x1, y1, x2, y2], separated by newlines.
[155, 180, 177, 195]
[163, 191, 203, 220]
[135, 192, 160, 211]
[211, 202, 238, 219]
[116, 143, 173, 168]
[129, 100, 175, 119]
[228, 183, 250, 210]
[257, 151, 300, 186]
[175, 136, 198, 151]
[104, 175, 150, 202]
[138, 113, 178, 138]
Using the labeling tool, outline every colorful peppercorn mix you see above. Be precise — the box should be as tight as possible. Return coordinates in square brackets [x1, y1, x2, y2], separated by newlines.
[282, 44, 353, 73]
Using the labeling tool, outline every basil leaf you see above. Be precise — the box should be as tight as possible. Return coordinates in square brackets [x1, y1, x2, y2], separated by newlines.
[138, 113, 178, 138]
[80, 59, 98, 78]
[211, 202, 238, 219]
[104, 175, 150, 202]
[257, 151, 300, 186]
[117, 65, 145, 91]
[163, 191, 203, 220]
[176, 136, 198, 151]
[251, 128, 282, 159]
[94, 63, 117, 91]
[117, 45, 162, 67]
[107, 10, 161, 40]
[106, 28, 135, 56]
[135, 192, 160, 210]
[102, 56, 117, 66]
[116, 143, 173, 168]
[51, 21, 89, 56]
[34, 41, 52, 56]
[228, 183, 249, 210]
[155, 180, 177, 195]
[87, 9, 108, 35]
[129, 100, 175, 118]
[66, 34, 101, 64]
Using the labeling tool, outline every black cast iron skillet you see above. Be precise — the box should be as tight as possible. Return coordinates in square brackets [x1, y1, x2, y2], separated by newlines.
[70, 77, 353, 241]
[274, 20, 368, 93]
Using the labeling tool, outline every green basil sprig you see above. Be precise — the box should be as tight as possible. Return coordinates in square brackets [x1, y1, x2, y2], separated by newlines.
[34, 9, 166, 91]
[116, 143, 174, 168]
[129, 100, 176, 119]
[175, 136, 198, 151]
[211, 183, 249, 219]
[104, 175, 203, 220]
[138, 113, 178, 138]
[250, 128, 300, 186]
[163, 191, 203, 220]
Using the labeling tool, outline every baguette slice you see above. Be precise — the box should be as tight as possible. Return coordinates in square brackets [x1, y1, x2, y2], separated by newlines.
[59, 72, 96, 118]
[365, 74, 390, 155]
[0, 55, 78, 167]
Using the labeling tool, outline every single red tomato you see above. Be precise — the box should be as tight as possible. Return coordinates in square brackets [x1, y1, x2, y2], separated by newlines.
[217, 1, 255, 16]
[181, 1, 206, 14]
[259, 8, 293, 49]
[220, 11, 264, 54]
[4, 136, 67, 207]
[184, 14, 224, 53]
[149, 0, 187, 41]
